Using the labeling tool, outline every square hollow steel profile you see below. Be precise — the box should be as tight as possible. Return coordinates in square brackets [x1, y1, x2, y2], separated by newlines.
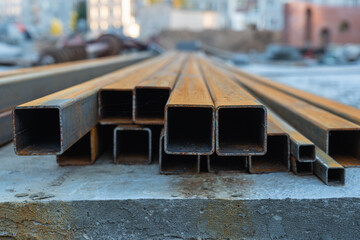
[207, 155, 247, 173]
[114, 126, 151, 164]
[165, 106, 214, 155]
[99, 90, 133, 123]
[14, 108, 61, 155]
[328, 130, 360, 167]
[298, 145, 316, 162]
[217, 106, 266, 156]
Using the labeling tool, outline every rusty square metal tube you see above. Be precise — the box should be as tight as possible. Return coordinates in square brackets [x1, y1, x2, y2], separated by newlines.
[207, 154, 247, 173]
[198, 57, 267, 156]
[114, 125, 152, 164]
[291, 156, 313, 176]
[165, 56, 215, 155]
[159, 130, 200, 174]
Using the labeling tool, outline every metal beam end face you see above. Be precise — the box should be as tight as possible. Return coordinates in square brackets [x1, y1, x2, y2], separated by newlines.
[135, 88, 170, 124]
[165, 106, 214, 155]
[114, 127, 151, 165]
[327, 168, 345, 186]
[217, 107, 266, 156]
[209, 155, 247, 173]
[14, 108, 61, 155]
[298, 145, 316, 162]
[99, 90, 133, 123]
[292, 157, 313, 175]
[328, 130, 360, 167]
[57, 132, 92, 166]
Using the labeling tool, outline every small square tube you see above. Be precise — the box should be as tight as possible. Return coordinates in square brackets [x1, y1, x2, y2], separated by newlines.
[99, 90, 133, 123]
[208, 155, 247, 173]
[298, 145, 316, 162]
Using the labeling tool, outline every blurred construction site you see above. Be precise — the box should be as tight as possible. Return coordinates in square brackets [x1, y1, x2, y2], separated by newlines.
[0, 0, 359, 68]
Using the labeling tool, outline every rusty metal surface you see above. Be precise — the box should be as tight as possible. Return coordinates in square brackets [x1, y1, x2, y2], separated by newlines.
[230, 65, 360, 127]
[198, 57, 266, 156]
[99, 53, 176, 125]
[133, 54, 188, 125]
[159, 129, 200, 174]
[227, 69, 360, 167]
[0, 110, 12, 146]
[13, 55, 165, 156]
[268, 110, 315, 163]
[207, 155, 247, 173]
[56, 126, 100, 166]
[114, 125, 152, 165]
[165, 55, 215, 155]
[291, 156, 313, 176]
[248, 120, 290, 174]
[314, 147, 345, 186]
[0, 52, 154, 114]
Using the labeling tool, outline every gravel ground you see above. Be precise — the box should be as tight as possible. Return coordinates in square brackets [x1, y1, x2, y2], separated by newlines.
[242, 64, 360, 109]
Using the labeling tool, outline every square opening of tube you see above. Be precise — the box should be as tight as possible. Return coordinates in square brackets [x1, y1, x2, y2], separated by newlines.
[209, 155, 247, 172]
[296, 161, 313, 174]
[328, 130, 360, 166]
[115, 129, 150, 164]
[166, 106, 213, 154]
[299, 145, 316, 161]
[14, 108, 60, 154]
[328, 168, 345, 185]
[250, 135, 289, 173]
[57, 132, 91, 165]
[218, 107, 265, 155]
[135, 88, 170, 122]
[99, 90, 132, 121]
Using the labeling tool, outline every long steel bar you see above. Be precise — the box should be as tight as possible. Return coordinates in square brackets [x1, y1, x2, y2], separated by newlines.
[207, 155, 247, 173]
[0, 110, 12, 146]
[248, 120, 290, 173]
[98, 53, 176, 125]
[198, 57, 266, 156]
[56, 126, 101, 166]
[0, 52, 154, 113]
[113, 125, 151, 165]
[164, 55, 215, 155]
[133, 54, 187, 125]
[227, 65, 360, 127]
[159, 129, 200, 174]
[226, 68, 360, 167]
[315, 147, 345, 186]
[13, 55, 166, 155]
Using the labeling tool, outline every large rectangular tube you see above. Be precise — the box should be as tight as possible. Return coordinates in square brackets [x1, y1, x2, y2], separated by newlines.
[248, 120, 290, 173]
[164, 56, 215, 155]
[160, 130, 200, 174]
[198, 57, 266, 156]
[98, 54, 175, 125]
[13, 55, 165, 155]
[226, 68, 360, 167]
[114, 125, 151, 164]
[134, 54, 187, 125]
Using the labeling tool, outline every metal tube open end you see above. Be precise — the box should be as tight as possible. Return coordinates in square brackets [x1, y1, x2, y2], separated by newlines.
[327, 168, 345, 186]
[328, 130, 360, 167]
[14, 108, 61, 155]
[291, 156, 313, 175]
[165, 106, 214, 155]
[208, 155, 247, 173]
[99, 90, 133, 124]
[160, 133, 200, 174]
[217, 107, 266, 155]
[298, 145, 316, 162]
[134, 88, 170, 124]
[114, 126, 151, 164]
[249, 135, 289, 173]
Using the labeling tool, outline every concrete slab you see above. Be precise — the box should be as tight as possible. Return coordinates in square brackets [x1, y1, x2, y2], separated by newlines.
[1, 142, 360, 239]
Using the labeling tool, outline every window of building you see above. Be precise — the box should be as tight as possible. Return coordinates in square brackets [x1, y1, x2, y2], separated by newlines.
[339, 21, 350, 33]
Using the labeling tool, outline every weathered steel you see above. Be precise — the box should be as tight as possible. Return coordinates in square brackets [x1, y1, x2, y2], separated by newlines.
[268, 110, 315, 162]
[291, 156, 313, 176]
[159, 129, 200, 174]
[0, 52, 154, 113]
[228, 66, 360, 127]
[164, 56, 215, 155]
[56, 126, 101, 166]
[114, 125, 152, 165]
[0, 110, 12, 146]
[207, 155, 247, 173]
[99, 53, 175, 125]
[314, 147, 345, 186]
[133, 54, 187, 125]
[13, 55, 164, 155]
[248, 120, 290, 173]
[198, 57, 266, 156]
[227, 70, 360, 167]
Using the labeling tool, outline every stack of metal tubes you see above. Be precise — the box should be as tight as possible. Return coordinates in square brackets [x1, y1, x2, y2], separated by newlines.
[11, 52, 360, 186]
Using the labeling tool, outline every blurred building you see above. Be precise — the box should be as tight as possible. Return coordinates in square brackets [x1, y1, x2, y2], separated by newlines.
[283, 2, 360, 48]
